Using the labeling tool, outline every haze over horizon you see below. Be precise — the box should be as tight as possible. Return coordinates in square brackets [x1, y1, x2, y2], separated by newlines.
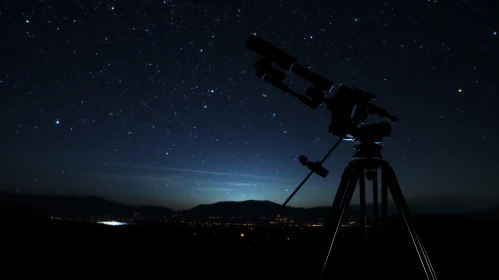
[2, 189, 497, 213]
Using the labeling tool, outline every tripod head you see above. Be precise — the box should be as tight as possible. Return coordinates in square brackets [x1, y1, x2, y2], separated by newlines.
[246, 35, 398, 144]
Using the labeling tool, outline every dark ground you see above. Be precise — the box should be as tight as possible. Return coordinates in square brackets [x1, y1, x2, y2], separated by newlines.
[2, 215, 498, 279]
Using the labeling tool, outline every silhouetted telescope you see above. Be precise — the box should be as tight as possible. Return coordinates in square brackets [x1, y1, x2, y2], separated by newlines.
[245, 34, 438, 280]
[245, 35, 398, 143]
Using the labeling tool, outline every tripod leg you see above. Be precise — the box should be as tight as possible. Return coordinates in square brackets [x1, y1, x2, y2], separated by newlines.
[320, 166, 359, 279]
[382, 166, 438, 280]
[373, 177, 379, 225]
[358, 169, 368, 280]
[381, 175, 388, 225]
[380, 167, 393, 276]
[378, 170, 391, 278]
[370, 174, 385, 279]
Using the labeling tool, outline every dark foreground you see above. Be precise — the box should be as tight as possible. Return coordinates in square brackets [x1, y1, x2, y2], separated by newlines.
[2, 216, 498, 279]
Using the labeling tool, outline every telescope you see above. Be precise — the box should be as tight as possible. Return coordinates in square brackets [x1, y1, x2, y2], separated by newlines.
[246, 35, 398, 144]
[245, 35, 438, 280]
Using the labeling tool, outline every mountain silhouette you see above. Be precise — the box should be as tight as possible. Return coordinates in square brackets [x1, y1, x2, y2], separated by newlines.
[0, 192, 172, 219]
[1, 192, 494, 222]
[468, 207, 499, 221]
[180, 200, 340, 222]
[180, 198, 482, 221]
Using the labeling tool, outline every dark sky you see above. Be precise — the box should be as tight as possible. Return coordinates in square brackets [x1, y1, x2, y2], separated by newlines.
[1, 0, 497, 211]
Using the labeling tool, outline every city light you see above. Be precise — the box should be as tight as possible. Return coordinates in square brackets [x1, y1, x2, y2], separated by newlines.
[240, 233, 245, 237]
[98, 221, 127, 226]
[51, 213, 358, 229]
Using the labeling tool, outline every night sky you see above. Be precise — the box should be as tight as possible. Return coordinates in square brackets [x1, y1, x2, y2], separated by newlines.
[1, 0, 497, 211]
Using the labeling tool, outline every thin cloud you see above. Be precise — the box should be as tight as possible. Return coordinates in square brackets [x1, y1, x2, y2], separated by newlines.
[226, 182, 254, 186]
[105, 162, 278, 179]
[198, 181, 255, 186]
[197, 187, 232, 191]
[93, 173, 176, 183]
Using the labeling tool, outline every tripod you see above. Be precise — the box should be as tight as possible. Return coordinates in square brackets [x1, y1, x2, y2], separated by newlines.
[320, 142, 438, 280]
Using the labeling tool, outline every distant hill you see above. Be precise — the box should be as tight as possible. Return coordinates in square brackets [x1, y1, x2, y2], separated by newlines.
[179, 199, 483, 222]
[0, 192, 172, 219]
[405, 194, 487, 215]
[1, 192, 495, 222]
[179, 200, 347, 222]
[468, 207, 499, 221]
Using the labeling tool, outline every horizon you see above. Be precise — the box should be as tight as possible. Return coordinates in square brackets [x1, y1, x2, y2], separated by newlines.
[3, 190, 498, 213]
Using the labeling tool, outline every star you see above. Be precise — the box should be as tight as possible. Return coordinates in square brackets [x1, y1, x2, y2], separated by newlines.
[1, 0, 497, 212]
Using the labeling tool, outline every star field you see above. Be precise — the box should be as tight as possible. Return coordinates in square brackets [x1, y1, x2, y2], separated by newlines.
[0, 0, 497, 210]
